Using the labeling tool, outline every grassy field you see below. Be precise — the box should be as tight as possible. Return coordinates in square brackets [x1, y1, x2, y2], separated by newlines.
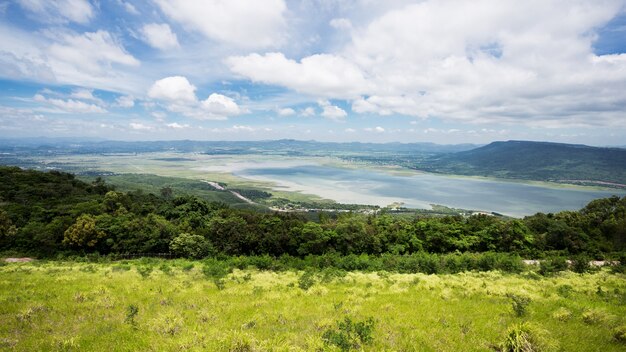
[1, 260, 625, 351]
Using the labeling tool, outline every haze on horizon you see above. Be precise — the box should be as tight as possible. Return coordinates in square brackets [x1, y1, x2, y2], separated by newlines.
[1, 0, 626, 146]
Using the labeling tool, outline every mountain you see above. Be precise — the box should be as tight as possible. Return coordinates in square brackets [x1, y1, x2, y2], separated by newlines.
[0, 138, 477, 156]
[420, 140, 626, 185]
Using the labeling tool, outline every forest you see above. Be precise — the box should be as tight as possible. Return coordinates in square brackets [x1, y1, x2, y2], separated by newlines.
[1, 166, 625, 261]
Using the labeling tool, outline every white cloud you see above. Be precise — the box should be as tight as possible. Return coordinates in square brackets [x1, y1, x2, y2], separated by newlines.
[151, 111, 167, 121]
[70, 88, 103, 104]
[148, 76, 197, 102]
[227, 52, 370, 99]
[115, 95, 135, 108]
[141, 23, 179, 50]
[319, 100, 347, 121]
[33, 93, 107, 114]
[129, 122, 154, 131]
[154, 0, 287, 48]
[226, 0, 626, 128]
[45, 30, 141, 91]
[0, 25, 145, 93]
[117, 0, 139, 15]
[329, 18, 352, 31]
[201, 93, 242, 117]
[16, 0, 94, 24]
[300, 106, 316, 116]
[166, 122, 189, 129]
[345, 128, 356, 133]
[277, 107, 296, 116]
[148, 76, 244, 120]
[231, 124, 254, 132]
[364, 126, 385, 133]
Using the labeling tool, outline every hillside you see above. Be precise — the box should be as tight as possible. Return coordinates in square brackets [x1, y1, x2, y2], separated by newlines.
[420, 140, 626, 185]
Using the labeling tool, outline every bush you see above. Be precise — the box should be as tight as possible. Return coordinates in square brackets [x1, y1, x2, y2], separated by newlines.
[322, 316, 375, 351]
[556, 284, 573, 298]
[613, 325, 626, 343]
[298, 270, 316, 291]
[551, 307, 572, 321]
[582, 309, 610, 325]
[201, 259, 232, 280]
[508, 294, 531, 317]
[571, 255, 591, 273]
[539, 257, 568, 276]
[500, 323, 558, 352]
[169, 233, 213, 259]
[125, 304, 139, 326]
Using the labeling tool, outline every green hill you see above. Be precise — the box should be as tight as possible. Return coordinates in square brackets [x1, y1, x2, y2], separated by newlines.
[420, 140, 626, 185]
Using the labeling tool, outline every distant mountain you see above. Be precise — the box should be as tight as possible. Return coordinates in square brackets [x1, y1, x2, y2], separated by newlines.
[420, 140, 626, 185]
[0, 138, 477, 155]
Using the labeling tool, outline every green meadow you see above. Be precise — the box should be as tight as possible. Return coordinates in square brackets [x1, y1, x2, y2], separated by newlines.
[1, 260, 625, 351]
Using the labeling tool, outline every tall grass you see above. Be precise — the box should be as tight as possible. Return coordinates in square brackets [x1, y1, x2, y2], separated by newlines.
[0, 260, 624, 351]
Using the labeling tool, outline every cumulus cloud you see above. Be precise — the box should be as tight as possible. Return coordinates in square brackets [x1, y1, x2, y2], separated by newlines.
[129, 122, 154, 131]
[141, 23, 179, 50]
[300, 107, 316, 116]
[201, 93, 242, 116]
[227, 52, 370, 99]
[319, 100, 347, 121]
[34, 93, 107, 113]
[148, 76, 196, 102]
[231, 124, 254, 132]
[277, 107, 296, 116]
[226, 0, 626, 128]
[115, 95, 135, 108]
[364, 126, 385, 133]
[166, 122, 189, 129]
[16, 0, 94, 24]
[148, 76, 244, 120]
[154, 0, 286, 48]
[329, 18, 352, 31]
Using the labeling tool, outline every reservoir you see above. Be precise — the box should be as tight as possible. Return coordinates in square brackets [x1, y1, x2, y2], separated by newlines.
[236, 164, 625, 217]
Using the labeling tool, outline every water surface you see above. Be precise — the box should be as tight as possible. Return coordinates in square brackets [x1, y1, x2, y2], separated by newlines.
[236, 164, 625, 217]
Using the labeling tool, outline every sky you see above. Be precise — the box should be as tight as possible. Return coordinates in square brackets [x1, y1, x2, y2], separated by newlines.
[1, 0, 626, 145]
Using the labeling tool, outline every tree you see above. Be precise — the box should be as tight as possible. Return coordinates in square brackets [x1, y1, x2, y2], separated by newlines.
[0, 209, 17, 248]
[297, 222, 331, 255]
[63, 214, 106, 249]
[169, 233, 213, 258]
[160, 186, 173, 199]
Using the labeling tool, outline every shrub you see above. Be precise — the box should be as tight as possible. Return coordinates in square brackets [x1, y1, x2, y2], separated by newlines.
[169, 233, 213, 259]
[322, 316, 375, 351]
[213, 278, 226, 290]
[201, 258, 231, 279]
[582, 309, 610, 325]
[125, 304, 138, 326]
[136, 266, 153, 279]
[571, 255, 591, 273]
[551, 307, 572, 321]
[298, 270, 316, 291]
[539, 257, 568, 276]
[613, 325, 626, 343]
[611, 253, 626, 274]
[556, 284, 573, 298]
[500, 323, 558, 352]
[508, 294, 531, 317]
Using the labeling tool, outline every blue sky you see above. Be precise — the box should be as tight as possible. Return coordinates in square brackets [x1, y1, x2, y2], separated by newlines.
[1, 0, 625, 145]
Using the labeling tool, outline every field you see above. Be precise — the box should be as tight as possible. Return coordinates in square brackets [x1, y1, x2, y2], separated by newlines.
[1, 260, 625, 351]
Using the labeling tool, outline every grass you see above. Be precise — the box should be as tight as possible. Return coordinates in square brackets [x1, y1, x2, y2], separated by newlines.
[1, 260, 625, 351]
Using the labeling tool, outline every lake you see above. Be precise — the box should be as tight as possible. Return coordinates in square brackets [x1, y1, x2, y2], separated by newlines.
[235, 163, 625, 217]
